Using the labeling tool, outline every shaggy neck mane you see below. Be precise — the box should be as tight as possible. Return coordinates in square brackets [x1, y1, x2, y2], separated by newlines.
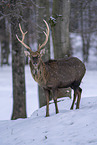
[29, 59, 46, 85]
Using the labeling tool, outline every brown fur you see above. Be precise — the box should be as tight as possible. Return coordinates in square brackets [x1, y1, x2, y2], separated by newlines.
[29, 56, 86, 116]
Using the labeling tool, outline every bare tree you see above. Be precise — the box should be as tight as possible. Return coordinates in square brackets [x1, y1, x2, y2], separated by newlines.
[9, 0, 27, 119]
[80, 0, 91, 62]
[51, 0, 71, 58]
[0, 4, 10, 66]
[50, 0, 71, 97]
[70, 0, 97, 62]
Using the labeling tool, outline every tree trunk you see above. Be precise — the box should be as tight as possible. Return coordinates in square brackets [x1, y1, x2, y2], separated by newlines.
[0, 16, 10, 66]
[80, 1, 91, 62]
[10, 0, 27, 120]
[36, 0, 50, 108]
[51, 0, 71, 98]
[52, 0, 70, 58]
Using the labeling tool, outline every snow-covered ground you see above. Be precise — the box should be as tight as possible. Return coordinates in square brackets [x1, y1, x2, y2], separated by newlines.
[0, 96, 97, 145]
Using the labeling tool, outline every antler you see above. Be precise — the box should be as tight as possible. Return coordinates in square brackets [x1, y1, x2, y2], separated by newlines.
[16, 24, 32, 53]
[16, 20, 49, 53]
[38, 20, 50, 51]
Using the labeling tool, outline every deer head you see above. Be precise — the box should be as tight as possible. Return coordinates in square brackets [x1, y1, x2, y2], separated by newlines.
[16, 20, 49, 69]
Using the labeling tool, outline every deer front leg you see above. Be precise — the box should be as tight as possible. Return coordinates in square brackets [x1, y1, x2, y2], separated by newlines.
[44, 89, 50, 117]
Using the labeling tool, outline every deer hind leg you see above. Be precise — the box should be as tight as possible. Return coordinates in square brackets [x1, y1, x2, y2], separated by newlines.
[44, 89, 50, 117]
[70, 89, 77, 110]
[52, 89, 59, 114]
[76, 87, 82, 109]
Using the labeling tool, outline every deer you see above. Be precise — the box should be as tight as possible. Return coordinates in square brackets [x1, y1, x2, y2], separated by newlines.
[16, 20, 86, 117]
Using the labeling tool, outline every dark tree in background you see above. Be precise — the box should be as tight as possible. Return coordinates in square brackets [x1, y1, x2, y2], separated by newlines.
[80, 0, 91, 62]
[50, 0, 71, 98]
[0, 4, 10, 66]
[10, 0, 27, 119]
[70, 0, 97, 62]
[51, 0, 71, 58]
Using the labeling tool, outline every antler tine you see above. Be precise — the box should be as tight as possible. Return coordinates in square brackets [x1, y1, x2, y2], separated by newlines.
[16, 23, 32, 52]
[38, 20, 50, 51]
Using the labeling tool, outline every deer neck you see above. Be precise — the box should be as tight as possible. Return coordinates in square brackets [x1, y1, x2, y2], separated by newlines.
[29, 59, 47, 86]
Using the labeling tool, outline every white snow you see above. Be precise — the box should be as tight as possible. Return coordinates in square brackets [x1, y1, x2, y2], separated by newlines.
[0, 96, 97, 145]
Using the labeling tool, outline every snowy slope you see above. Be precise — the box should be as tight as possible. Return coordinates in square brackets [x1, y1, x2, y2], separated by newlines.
[0, 97, 97, 145]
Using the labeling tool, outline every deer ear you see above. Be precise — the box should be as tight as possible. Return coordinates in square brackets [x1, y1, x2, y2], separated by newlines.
[40, 48, 45, 57]
[24, 51, 30, 57]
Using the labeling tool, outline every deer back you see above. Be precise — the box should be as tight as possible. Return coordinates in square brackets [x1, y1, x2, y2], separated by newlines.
[44, 57, 86, 89]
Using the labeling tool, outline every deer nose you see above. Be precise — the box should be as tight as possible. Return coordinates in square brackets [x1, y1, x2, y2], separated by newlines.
[34, 62, 37, 65]
[33, 62, 38, 67]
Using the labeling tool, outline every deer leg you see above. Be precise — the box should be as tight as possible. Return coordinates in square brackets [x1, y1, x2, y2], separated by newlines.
[76, 87, 82, 109]
[52, 89, 59, 114]
[70, 89, 77, 110]
[44, 89, 50, 117]
[54, 99, 59, 114]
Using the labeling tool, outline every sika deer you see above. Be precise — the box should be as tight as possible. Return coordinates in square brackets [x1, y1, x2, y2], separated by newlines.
[16, 20, 86, 117]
